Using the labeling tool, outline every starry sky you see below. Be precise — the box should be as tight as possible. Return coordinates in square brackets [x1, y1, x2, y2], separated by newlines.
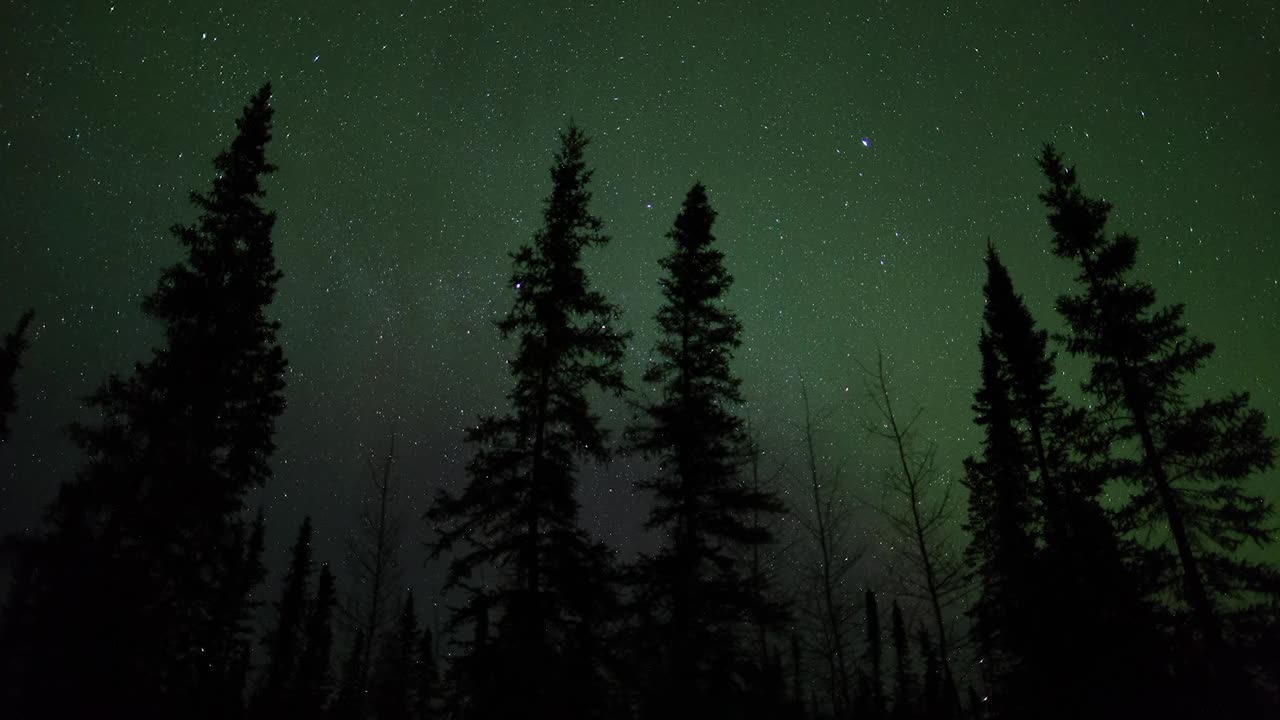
[1, 0, 1277, 606]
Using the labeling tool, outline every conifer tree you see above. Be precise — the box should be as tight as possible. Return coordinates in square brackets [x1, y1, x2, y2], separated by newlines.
[374, 591, 420, 720]
[427, 124, 627, 719]
[258, 516, 315, 713]
[0, 308, 33, 444]
[889, 601, 915, 720]
[414, 626, 440, 720]
[961, 251, 1040, 716]
[0, 83, 286, 719]
[919, 627, 942, 719]
[332, 630, 367, 720]
[297, 562, 337, 716]
[1038, 146, 1278, 657]
[968, 243, 1163, 719]
[628, 182, 786, 719]
[865, 589, 885, 718]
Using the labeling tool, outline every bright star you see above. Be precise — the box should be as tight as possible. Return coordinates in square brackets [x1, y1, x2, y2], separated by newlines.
[861, 137, 871, 147]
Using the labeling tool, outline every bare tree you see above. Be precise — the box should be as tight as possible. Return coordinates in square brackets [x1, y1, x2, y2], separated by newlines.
[793, 379, 864, 718]
[862, 351, 965, 715]
[342, 429, 406, 710]
[742, 418, 793, 669]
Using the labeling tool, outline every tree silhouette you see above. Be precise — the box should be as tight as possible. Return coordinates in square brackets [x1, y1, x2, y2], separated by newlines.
[296, 562, 337, 717]
[961, 247, 1040, 716]
[865, 589, 886, 718]
[889, 600, 915, 720]
[627, 182, 786, 719]
[343, 429, 406, 715]
[794, 380, 860, 717]
[414, 625, 441, 720]
[967, 243, 1163, 718]
[0, 308, 33, 444]
[427, 124, 626, 719]
[374, 591, 420, 720]
[0, 83, 285, 719]
[865, 351, 964, 716]
[1039, 146, 1278, 687]
[331, 630, 367, 720]
[256, 516, 314, 715]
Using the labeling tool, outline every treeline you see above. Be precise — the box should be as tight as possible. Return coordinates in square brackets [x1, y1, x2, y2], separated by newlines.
[0, 84, 1277, 720]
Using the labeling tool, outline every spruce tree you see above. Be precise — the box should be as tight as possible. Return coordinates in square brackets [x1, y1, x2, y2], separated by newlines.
[296, 562, 337, 716]
[961, 251, 1039, 716]
[0, 308, 33, 444]
[889, 601, 915, 720]
[414, 626, 440, 720]
[628, 183, 785, 720]
[332, 630, 367, 720]
[967, 243, 1164, 718]
[427, 124, 627, 719]
[374, 592, 419, 720]
[258, 516, 315, 714]
[1, 83, 285, 719]
[1038, 146, 1278, 657]
[864, 589, 885, 718]
[918, 627, 942, 719]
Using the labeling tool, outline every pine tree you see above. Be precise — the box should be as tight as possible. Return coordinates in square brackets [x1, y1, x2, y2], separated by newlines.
[961, 248, 1040, 716]
[257, 516, 315, 714]
[889, 601, 915, 720]
[219, 507, 267, 717]
[865, 589, 885, 718]
[628, 182, 786, 720]
[1038, 146, 1278, 664]
[414, 626, 440, 720]
[0, 308, 33, 444]
[374, 592, 419, 720]
[969, 243, 1163, 718]
[332, 630, 367, 720]
[919, 627, 941, 719]
[427, 124, 627, 719]
[296, 562, 337, 717]
[1, 83, 286, 718]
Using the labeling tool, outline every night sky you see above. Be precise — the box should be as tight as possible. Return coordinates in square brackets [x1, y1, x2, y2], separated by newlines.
[2, 0, 1277, 608]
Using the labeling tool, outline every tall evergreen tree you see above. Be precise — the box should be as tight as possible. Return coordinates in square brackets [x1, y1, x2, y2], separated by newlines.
[889, 601, 915, 720]
[967, 243, 1165, 718]
[414, 626, 440, 720]
[918, 626, 942, 719]
[865, 589, 885, 718]
[257, 516, 315, 714]
[332, 630, 367, 720]
[296, 562, 338, 718]
[374, 592, 420, 720]
[0, 83, 286, 719]
[627, 183, 786, 720]
[0, 308, 33, 444]
[961, 250, 1040, 716]
[427, 124, 627, 719]
[1038, 146, 1278, 661]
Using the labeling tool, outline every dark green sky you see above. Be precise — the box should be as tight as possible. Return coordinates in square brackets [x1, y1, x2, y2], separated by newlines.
[1, 0, 1277, 592]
